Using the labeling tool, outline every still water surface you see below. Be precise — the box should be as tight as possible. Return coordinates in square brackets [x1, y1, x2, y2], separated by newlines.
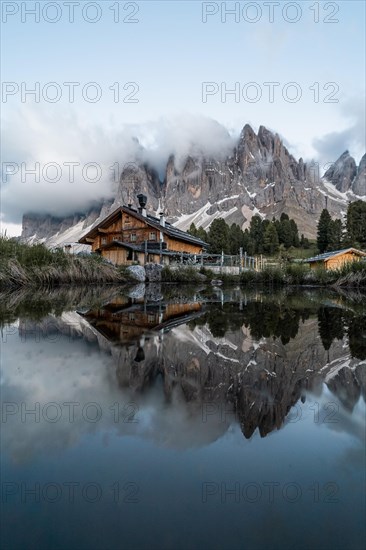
[1, 285, 365, 550]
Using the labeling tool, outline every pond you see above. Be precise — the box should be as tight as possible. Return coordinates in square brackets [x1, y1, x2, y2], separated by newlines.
[1, 285, 365, 550]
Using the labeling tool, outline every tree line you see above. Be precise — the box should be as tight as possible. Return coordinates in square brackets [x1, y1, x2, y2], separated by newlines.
[188, 212, 309, 255]
[188, 199, 366, 256]
[317, 200, 366, 253]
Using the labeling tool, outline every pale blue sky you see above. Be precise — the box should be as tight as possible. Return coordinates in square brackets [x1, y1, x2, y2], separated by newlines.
[1, 0, 365, 234]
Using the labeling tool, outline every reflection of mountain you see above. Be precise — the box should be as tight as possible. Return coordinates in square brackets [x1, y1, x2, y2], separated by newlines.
[326, 366, 364, 412]
[77, 293, 365, 440]
[9, 287, 365, 452]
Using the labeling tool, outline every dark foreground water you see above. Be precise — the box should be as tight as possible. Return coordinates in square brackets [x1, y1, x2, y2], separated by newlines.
[1, 285, 365, 550]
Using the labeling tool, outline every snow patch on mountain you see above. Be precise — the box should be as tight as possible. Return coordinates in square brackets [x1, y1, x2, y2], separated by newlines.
[174, 202, 237, 231]
[44, 220, 94, 253]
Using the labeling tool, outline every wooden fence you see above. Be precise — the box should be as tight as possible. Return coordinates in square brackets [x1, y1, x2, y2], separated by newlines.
[169, 249, 266, 273]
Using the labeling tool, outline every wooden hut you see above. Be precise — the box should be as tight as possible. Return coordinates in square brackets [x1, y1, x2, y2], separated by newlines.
[78, 195, 207, 266]
[304, 247, 366, 270]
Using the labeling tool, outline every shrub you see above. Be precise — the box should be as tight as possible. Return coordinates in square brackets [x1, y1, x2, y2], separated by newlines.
[0, 236, 70, 268]
[312, 266, 333, 285]
[259, 267, 284, 285]
[199, 267, 215, 280]
[240, 270, 258, 285]
[220, 273, 240, 285]
[161, 266, 204, 283]
[285, 263, 310, 285]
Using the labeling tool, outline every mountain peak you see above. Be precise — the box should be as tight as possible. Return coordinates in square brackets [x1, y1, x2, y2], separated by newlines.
[324, 151, 357, 193]
[240, 123, 256, 139]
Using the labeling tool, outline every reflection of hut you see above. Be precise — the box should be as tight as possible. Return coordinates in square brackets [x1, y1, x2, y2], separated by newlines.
[79, 299, 203, 345]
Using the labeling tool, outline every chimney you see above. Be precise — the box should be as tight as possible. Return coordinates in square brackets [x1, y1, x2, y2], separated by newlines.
[159, 211, 165, 227]
[137, 193, 147, 217]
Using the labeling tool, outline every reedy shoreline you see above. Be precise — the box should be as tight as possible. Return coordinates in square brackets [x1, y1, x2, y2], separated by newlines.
[1, 237, 365, 289]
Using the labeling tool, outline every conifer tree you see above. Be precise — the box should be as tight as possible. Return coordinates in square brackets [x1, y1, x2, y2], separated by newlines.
[317, 209, 332, 253]
[207, 218, 229, 254]
[346, 200, 366, 248]
[263, 223, 279, 255]
[249, 215, 264, 253]
[188, 222, 197, 237]
[229, 223, 244, 255]
[328, 219, 343, 250]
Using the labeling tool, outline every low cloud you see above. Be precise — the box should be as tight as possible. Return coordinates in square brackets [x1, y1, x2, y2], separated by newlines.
[312, 98, 366, 170]
[1, 108, 236, 224]
[1, 107, 137, 223]
[3, 101, 364, 226]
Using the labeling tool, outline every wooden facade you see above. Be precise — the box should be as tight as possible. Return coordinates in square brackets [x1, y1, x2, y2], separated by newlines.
[78, 203, 207, 266]
[305, 248, 366, 270]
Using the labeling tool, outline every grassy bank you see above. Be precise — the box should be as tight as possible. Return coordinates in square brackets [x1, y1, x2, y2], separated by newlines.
[0, 237, 132, 289]
[1, 237, 365, 289]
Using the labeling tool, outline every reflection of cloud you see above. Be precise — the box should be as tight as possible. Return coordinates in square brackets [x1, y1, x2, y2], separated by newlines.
[338, 445, 366, 473]
[2, 329, 118, 463]
[1, 325, 228, 463]
[306, 385, 366, 444]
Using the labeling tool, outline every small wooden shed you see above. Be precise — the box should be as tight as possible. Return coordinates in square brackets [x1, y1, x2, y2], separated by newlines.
[304, 248, 366, 270]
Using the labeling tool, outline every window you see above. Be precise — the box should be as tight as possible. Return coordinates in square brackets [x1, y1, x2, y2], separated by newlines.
[101, 237, 107, 245]
[124, 216, 131, 226]
[130, 233, 137, 242]
[149, 232, 156, 241]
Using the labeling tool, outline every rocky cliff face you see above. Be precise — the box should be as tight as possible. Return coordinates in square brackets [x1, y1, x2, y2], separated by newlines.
[21, 124, 366, 244]
[353, 154, 366, 196]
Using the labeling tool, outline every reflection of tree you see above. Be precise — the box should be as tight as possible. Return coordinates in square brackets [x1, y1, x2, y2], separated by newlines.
[317, 307, 344, 351]
[205, 308, 230, 337]
[189, 302, 311, 344]
[348, 315, 366, 360]
[316, 307, 365, 360]
[245, 303, 306, 344]
[191, 298, 364, 355]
